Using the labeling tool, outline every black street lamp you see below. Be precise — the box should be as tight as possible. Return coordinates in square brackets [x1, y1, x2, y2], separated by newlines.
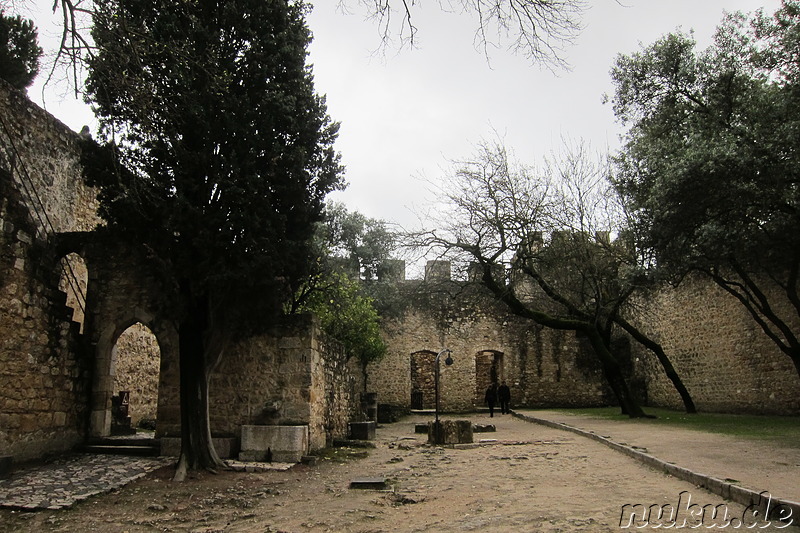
[433, 348, 454, 444]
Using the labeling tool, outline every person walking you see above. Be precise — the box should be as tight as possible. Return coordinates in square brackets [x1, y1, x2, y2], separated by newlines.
[498, 381, 511, 414]
[485, 383, 498, 417]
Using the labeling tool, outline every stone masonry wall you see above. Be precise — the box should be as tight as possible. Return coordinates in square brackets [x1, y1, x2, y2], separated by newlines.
[193, 315, 362, 451]
[629, 276, 800, 415]
[0, 80, 99, 461]
[368, 292, 611, 412]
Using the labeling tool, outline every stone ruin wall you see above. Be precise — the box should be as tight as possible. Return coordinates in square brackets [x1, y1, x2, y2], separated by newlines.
[628, 275, 800, 415]
[155, 314, 364, 451]
[0, 80, 100, 461]
[368, 276, 612, 413]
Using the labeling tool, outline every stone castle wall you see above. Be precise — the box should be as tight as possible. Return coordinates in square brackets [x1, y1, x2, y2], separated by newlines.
[628, 276, 800, 415]
[156, 315, 363, 450]
[0, 80, 99, 461]
[368, 282, 612, 412]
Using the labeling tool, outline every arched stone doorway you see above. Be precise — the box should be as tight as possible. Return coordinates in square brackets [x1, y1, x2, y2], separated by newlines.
[410, 350, 436, 410]
[90, 315, 164, 437]
[112, 322, 161, 432]
[475, 350, 504, 407]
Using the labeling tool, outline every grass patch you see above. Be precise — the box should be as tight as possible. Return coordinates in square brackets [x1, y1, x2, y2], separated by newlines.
[549, 407, 800, 448]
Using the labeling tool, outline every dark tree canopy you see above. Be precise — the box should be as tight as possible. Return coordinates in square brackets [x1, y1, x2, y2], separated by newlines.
[0, 10, 42, 89]
[83, 0, 343, 478]
[610, 1, 800, 376]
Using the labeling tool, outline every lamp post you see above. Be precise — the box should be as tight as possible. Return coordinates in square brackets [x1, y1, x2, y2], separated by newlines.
[433, 348, 453, 444]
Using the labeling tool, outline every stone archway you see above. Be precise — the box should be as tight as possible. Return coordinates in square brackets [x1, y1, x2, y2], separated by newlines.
[475, 350, 504, 407]
[112, 322, 161, 432]
[410, 350, 437, 410]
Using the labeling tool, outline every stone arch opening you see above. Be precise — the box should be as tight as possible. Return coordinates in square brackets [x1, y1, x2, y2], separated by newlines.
[90, 315, 164, 437]
[410, 350, 436, 410]
[57, 252, 88, 333]
[111, 322, 161, 434]
[475, 350, 504, 407]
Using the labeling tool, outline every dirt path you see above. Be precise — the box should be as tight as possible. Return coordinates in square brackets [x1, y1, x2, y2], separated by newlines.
[520, 409, 800, 504]
[1, 413, 796, 532]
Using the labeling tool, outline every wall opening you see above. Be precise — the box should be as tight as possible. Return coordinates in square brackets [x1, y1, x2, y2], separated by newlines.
[475, 350, 504, 407]
[57, 252, 88, 333]
[410, 350, 436, 410]
[111, 322, 161, 433]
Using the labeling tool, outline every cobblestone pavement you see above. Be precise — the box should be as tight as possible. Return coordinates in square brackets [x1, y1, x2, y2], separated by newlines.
[0, 454, 174, 510]
[0, 454, 302, 511]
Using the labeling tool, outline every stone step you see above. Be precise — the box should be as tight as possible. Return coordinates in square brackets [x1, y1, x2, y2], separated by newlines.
[80, 444, 160, 457]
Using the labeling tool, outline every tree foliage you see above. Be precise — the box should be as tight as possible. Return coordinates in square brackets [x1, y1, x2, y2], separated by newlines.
[0, 10, 42, 89]
[289, 203, 389, 375]
[82, 0, 343, 479]
[611, 1, 800, 376]
[296, 270, 386, 375]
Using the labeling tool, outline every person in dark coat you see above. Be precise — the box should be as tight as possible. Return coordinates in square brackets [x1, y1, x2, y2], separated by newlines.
[498, 380, 511, 414]
[485, 383, 498, 417]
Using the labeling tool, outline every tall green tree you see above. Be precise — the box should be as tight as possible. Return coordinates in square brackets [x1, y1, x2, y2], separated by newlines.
[83, 0, 343, 480]
[611, 1, 800, 377]
[0, 10, 42, 89]
[289, 203, 390, 384]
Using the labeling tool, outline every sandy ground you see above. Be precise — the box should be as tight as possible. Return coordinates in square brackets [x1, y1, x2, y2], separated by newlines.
[1, 413, 797, 532]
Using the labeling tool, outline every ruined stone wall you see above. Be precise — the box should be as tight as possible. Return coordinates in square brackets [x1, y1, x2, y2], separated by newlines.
[198, 315, 362, 451]
[629, 276, 800, 415]
[368, 290, 611, 412]
[0, 81, 99, 461]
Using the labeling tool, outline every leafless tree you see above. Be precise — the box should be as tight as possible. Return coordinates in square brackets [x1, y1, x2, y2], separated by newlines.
[347, 0, 586, 68]
[410, 137, 696, 415]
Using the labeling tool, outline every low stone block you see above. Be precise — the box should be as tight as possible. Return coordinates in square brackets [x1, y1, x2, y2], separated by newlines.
[240, 425, 309, 463]
[414, 423, 428, 434]
[473, 424, 496, 433]
[160, 437, 240, 459]
[428, 420, 473, 445]
[0, 456, 12, 479]
[349, 421, 376, 440]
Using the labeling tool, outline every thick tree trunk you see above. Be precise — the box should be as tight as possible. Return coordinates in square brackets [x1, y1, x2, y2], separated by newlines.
[614, 316, 697, 414]
[173, 307, 226, 482]
[585, 326, 650, 418]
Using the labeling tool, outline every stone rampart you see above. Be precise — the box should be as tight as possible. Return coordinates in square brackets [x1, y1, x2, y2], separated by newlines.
[0, 80, 99, 461]
[628, 276, 800, 415]
[368, 281, 611, 412]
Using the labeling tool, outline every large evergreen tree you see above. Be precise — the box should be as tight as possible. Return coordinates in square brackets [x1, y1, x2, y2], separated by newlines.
[0, 11, 42, 90]
[83, 0, 343, 480]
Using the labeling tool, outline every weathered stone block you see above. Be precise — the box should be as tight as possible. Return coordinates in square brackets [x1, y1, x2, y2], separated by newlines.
[239, 425, 308, 463]
[349, 421, 376, 440]
[428, 420, 473, 445]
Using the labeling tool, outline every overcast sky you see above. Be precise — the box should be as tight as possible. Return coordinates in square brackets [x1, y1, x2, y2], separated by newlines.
[27, 0, 783, 232]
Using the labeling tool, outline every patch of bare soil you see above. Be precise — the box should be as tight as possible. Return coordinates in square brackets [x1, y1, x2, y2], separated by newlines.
[1, 414, 795, 532]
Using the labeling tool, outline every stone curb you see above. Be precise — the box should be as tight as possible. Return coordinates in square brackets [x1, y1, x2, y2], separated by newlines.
[513, 411, 800, 521]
